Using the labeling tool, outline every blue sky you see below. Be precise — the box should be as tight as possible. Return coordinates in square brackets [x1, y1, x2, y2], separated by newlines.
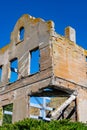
[0, 0, 87, 49]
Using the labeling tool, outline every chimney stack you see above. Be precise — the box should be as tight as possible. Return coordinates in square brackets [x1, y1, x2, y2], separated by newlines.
[65, 26, 76, 43]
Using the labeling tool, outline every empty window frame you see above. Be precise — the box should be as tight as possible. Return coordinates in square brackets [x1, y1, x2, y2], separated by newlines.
[10, 58, 18, 83]
[3, 104, 13, 124]
[86, 56, 87, 62]
[0, 66, 2, 81]
[30, 96, 53, 121]
[30, 48, 40, 74]
[19, 27, 25, 41]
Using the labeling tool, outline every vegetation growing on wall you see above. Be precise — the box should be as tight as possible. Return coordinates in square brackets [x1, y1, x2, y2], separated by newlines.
[0, 118, 87, 130]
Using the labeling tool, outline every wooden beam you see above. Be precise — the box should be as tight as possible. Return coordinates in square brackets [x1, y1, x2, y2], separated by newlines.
[51, 92, 77, 120]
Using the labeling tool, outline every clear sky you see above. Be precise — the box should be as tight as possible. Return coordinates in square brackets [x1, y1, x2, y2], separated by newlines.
[0, 0, 87, 49]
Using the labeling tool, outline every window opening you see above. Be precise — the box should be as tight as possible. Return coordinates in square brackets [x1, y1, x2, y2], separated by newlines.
[10, 58, 18, 83]
[0, 66, 2, 81]
[29, 89, 76, 121]
[30, 96, 53, 121]
[19, 27, 25, 41]
[3, 104, 13, 124]
[30, 48, 40, 74]
[86, 56, 87, 62]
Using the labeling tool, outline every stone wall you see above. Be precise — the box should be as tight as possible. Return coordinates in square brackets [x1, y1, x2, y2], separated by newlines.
[0, 14, 87, 123]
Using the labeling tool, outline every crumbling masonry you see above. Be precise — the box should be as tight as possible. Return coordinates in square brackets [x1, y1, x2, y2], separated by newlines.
[0, 14, 87, 124]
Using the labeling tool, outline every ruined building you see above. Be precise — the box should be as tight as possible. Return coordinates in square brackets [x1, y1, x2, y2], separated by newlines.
[0, 14, 87, 124]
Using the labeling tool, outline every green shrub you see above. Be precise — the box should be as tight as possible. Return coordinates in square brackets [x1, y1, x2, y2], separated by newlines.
[0, 118, 87, 130]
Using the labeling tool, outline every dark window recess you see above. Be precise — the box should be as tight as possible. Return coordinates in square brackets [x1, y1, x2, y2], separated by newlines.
[86, 72, 87, 78]
[30, 48, 40, 74]
[3, 104, 13, 124]
[10, 58, 18, 83]
[19, 27, 25, 41]
[86, 56, 87, 62]
[0, 66, 2, 81]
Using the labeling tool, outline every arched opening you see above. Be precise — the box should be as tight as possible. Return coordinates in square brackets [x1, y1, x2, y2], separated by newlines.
[19, 27, 25, 41]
